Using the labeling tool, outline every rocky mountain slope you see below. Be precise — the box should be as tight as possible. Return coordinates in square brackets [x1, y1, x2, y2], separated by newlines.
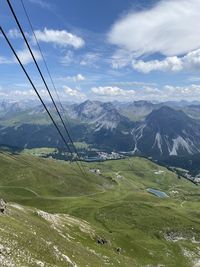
[0, 100, 135, 151]
[132, 106, 200, 157]
[71, 100, 133, 131]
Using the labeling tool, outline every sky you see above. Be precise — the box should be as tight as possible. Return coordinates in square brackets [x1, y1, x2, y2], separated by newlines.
[1, 0, 200, 102]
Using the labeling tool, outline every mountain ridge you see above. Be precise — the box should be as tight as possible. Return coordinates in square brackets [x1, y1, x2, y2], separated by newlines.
[1, 100, 200, 157]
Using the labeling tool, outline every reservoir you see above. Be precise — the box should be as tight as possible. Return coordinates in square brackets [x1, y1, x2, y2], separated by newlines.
[147, 188, 169, 198]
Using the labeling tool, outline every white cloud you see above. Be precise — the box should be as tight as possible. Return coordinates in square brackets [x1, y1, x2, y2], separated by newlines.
[7, 28, 32, 40]
[13, 89, 36, 97]
[90, 84, 200, 101]
[110, 49, 133, 69]
[0, 87, 63, 100]
[58, 74, 86, 83]
[109, 0, 200, 57]
[91, 86, 135, 97]
[132, 56, 183, 73]
[16, 48, 42, 65]
[80, 53, 100, 66]
[0, 56, 13, 64]
[136, 84, 200, 101]
[185, 49, 200, 67]
[63, 86, 86, 99]
[7, 29, 21, 39]
[2, 83, 200, 102]
[76, 74, 85, 81]
[60, 52, 100, 67]
[35, 28, 85, 49]
[0, 48, 41, 65]
[162, 84, 200, 100]
[132, 48, 200, 73]
[112, 81, 157, 87]
[0, 88, 36, 99]
[66, 74, 86, 81]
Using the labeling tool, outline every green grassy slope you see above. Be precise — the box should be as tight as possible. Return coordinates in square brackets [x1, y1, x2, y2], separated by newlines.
[0, 152, 200, 266]
[1, 203, 134, 267]
[0, 152, 114, 200]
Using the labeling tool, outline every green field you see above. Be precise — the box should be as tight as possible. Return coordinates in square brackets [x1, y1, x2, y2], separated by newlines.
[0, 152, 200, 266]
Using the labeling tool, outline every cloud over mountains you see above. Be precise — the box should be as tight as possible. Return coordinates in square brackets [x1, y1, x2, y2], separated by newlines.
[109, 0, 200, 73]
[109, 0, 200, 56]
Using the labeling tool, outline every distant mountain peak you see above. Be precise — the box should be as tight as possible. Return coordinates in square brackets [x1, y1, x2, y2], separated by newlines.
[133, 106, 200, 157]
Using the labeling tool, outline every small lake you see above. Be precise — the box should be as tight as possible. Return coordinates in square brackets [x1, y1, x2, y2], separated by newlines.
[147, 188, 169, 198]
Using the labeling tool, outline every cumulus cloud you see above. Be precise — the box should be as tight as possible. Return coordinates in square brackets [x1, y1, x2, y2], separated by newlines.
[91, 86, 135, 97]
[132, 57, 183, 73]
[162, 84, 200, 100]
[132, 48, 200, 73]
[0, 86, 85, 101]
[58, 74, 86, 83]
[109, 0, 200, 57]
[112, 81, 157, 87]
[12, 89, 36, 97]
[16, 48, 42, 65]
[90, 84, 200, 101]
[63, 86, 86, 99]
[35, 28, 85, 49]
[76, 74, 85, 81]
[91, 85, 165, 101]
[0, 88, 37, 100]
[138, 84, 200, 101]
[139, 84, 200, 101]
[66, 74, 85, 82]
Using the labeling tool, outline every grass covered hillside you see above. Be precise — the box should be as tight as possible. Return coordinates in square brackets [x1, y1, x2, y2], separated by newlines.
[0, 152, 200, 266]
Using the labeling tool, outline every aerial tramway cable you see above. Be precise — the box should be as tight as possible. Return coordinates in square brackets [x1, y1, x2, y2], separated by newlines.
[19, 0, 85, 170]
[0, 26, 85, 176]
[5, 0, 86, 176]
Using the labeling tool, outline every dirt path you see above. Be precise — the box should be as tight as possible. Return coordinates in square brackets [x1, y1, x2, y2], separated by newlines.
[0, 186, 40, 197]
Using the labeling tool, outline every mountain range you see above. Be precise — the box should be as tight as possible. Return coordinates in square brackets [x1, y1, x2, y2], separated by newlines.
[1, 99, 200, 159]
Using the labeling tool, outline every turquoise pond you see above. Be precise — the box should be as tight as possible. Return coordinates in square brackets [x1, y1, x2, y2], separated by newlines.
[147, 188, 169, 198]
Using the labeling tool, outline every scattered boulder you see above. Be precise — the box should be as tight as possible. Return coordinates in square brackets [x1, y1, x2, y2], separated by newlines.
[0, 199, 6, 214]
[0, 244, 11, 255]
[116, 247, 122, 253]
[96, 237, 107, 245]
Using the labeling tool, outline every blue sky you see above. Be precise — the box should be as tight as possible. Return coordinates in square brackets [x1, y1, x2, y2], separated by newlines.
[1, 0, 200, 102]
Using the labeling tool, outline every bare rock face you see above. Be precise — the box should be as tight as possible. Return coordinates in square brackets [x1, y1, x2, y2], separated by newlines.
[0, 199, 6, 214]
[132, 106, 200, 157]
